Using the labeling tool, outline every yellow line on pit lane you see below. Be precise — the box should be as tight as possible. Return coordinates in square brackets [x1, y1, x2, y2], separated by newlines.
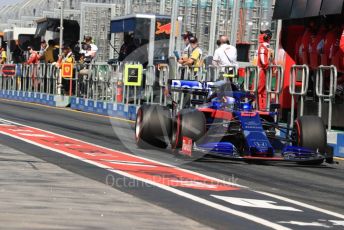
[0, 98, 135, 124]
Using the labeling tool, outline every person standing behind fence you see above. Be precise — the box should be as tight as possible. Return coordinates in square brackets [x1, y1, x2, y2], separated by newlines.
[26, 46, 40, 65]
[38, 40, 47, 62]
[77, 44, 94, 97]
[212, 35, 238, 79]
[44, 40, 58, 63]
[179, 37, 203, 79]
[26, 46, 40, 90]
[118, 33, 137, 62]
[177, 31, 194, 79]
[257, 30, 274, 111]
[58, 45, 75, 95]
[0, 46, 7, 64]
[13, 42, 25, 64]
[179, 31, 194, 62]
[83, 36, 98, 59]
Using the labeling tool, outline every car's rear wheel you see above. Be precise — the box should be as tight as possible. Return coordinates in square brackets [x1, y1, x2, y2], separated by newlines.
[171, 109, 206, 151]
[135, 105, 171, 148]
[294, 116, 327, 165]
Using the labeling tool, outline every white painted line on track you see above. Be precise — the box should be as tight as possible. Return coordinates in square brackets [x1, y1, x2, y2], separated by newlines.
[0, 118, 290, 230]
[256, 191, 344, 220]
[0, 118, 244, 189]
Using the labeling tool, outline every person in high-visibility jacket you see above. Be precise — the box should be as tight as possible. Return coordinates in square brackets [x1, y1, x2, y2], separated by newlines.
[257, 30, 273, 111]
[59, 45, 75, 95]
[0, 46, 7, 64]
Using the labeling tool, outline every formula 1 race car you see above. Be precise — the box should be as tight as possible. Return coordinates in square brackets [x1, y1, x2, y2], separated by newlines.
[135, 79, 333, 165]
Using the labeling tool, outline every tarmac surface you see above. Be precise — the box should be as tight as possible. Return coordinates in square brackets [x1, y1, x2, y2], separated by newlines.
[0, 143, 212, 230]
[0, 99, 344, 229]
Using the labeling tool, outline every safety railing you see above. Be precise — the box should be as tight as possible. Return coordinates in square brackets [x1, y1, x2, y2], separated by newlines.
[316, 65, 338, 131]
[49, 64, 59, 95]
[92, 64, 111, 101]
[70, 62, 144, 108]
[111, 63, 124, 103]
[176, 65, 207, 82]
[206, 65, 221, 82]
[208, 65, 238, 81]
[177, 65, 191, 80]
[243, 66, 259, 110]
[2, 62, 339, 128]
[289, 64, 309, 128]
[22, 64, 30, 92]
[266, 65, 284, 111]
[158, 64, 169, 106]
[0, 64, 9, 90]
[145, 65, 156, 104]
[225, 66, 238, 83]
[0, 63, 89, 99]
[244, 65, 259, 93]
[0, 64, 10, 90]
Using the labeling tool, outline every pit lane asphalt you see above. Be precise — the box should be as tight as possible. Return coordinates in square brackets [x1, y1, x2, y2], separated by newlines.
[0, 99, 344, 228]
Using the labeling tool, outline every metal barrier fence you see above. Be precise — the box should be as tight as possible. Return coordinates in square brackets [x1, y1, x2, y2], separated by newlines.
[0, 62, 339, 130]
[0, 62, 275, 111]
[266, 65, 284, 112]
[289, 65, 309, 129]
[244, 66, 259, 108]
[145, 65, 156, 104]
[158, 64, 169, 106]
[243, 65, 284, 113]
[316, 65, 338, 131]
[80, 64, 111, 101]
[0, 64, 60, 95]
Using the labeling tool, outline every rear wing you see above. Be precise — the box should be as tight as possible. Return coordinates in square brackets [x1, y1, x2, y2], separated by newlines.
[169, 80, 215, 96]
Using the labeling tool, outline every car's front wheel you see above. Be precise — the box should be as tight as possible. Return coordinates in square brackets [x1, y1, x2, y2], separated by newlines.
[294, 116, 327, 165]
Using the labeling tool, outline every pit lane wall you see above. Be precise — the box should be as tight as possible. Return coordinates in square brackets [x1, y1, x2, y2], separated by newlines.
[70, 98, 137, 121]
[0, 62, 343, 157]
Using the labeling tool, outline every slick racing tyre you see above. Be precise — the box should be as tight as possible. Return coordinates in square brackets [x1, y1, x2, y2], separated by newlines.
[294, 116, 326, 165]
[171, 109, 206, 150]
[135, 105, 171, 148]
[294, 116, 327, 152]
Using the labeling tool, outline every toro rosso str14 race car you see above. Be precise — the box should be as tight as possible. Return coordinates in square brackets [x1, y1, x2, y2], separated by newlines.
[135, 79, 333, 165]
